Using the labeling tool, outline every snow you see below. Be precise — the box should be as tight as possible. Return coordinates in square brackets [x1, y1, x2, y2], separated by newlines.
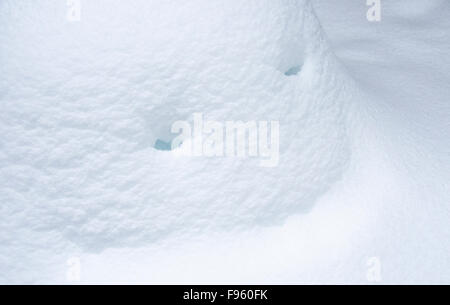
[0, 0, 448, 284]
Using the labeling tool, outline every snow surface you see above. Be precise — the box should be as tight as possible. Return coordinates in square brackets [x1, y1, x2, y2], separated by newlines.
[0, 0, 448, 284]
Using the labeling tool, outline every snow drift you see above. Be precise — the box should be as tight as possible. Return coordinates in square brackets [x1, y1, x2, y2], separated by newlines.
[0, 0, 448, 284]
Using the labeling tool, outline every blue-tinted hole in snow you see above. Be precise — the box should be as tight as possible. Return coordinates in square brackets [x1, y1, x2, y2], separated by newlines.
[154, 139, 173, 151]
[284, 65, 302, 76]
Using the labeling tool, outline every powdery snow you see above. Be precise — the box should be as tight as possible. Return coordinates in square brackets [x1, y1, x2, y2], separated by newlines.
[0, 0, 448, 284]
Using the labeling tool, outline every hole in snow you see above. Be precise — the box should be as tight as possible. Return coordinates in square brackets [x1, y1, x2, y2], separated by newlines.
[154, 139, 173, 151]
[144, 104, 185, 152]
[284, 65, 302, 76]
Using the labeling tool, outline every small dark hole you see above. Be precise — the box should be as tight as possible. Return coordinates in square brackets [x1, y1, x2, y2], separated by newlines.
[284, 65, 301, 76]
[154, 139, 173, 151]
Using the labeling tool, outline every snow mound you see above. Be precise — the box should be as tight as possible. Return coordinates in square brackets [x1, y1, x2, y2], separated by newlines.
[0, 0, 356, 282]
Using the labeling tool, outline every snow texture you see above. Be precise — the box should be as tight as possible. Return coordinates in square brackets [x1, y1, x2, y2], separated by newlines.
[0, 0, 448, 284]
